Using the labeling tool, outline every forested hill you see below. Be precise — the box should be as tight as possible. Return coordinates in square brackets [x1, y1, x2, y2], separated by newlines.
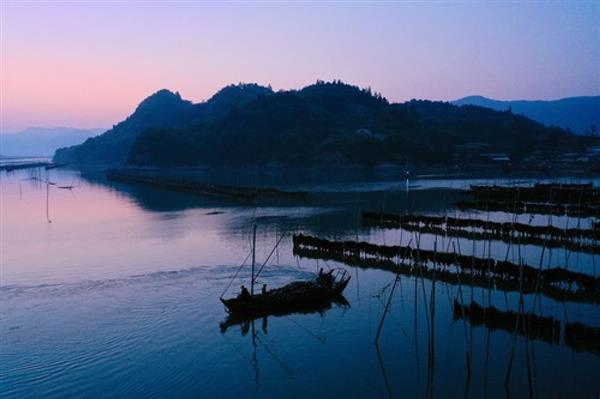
[55, 81, 594, 167]
[53, 84, 273, 165]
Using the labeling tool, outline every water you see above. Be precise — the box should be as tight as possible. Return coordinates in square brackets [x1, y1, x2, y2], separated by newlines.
[1, 166, 599, 398]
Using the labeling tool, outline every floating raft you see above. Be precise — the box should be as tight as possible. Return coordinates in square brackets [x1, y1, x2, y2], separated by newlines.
[453, 300, 560, 344]
[454, 300, 600, 356]
[468, 183, 600, 205]
[458, 183, 600, 217]
[362, 211, 600, 240]
[564, 321, 600, 356]
[292, 234, 600, 303]
[362, 211, 600, 254]
[533, 183, 594, 189]
[107, 170, 308, 203]
[0, 161, 51, 171]
[456, 200, 600, 218]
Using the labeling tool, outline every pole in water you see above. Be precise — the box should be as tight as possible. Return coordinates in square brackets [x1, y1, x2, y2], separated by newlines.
[251, 224, 257, 295]
[46, 181, 51, 223]
[375, 274, 400, 343]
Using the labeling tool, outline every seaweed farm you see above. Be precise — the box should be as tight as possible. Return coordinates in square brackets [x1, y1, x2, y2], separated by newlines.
[293, 233, 600, 303]
[453, 300, 599, 355]
[291, 181, 600, 396]
[2, 169, 600, 398]
[456, 182, 600, 217]
[362, 211, 600, 253]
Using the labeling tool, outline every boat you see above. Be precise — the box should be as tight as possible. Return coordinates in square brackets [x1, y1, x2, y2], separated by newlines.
[220, 225, 351, 315]
[221, 269, 351, 315]
[220, 295, 350, 333]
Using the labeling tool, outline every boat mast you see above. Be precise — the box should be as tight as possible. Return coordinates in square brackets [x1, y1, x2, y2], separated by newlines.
[251, 224, 257, 295]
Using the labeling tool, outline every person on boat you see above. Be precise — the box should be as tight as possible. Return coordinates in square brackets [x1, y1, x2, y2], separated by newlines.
[240, 285, 251, 299]
[317, 268, 325, 284]
[262, 284, 267, 295]
[317, 268, 334, 286]
[324, 269, 334, 286]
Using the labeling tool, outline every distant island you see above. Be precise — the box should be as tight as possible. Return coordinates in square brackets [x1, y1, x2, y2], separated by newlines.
[54, 81, 599, 171]
[452, 95, 599, 135]
[2, 127, 104, 157]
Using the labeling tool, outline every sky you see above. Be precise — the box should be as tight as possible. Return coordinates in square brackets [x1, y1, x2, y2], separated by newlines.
[1, 1, 599, 133]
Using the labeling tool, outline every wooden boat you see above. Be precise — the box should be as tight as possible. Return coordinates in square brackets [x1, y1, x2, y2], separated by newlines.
[221, 269, 351, 315]
[220, 225, 351, 315]
[220, 295, 349, 333]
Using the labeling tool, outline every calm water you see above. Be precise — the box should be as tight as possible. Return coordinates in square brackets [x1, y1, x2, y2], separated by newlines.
[1, 167, 599, 398]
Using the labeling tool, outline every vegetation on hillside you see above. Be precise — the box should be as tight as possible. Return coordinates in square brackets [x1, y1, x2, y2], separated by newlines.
[55, 81, 595, 167]
[127, 82, 589, 167]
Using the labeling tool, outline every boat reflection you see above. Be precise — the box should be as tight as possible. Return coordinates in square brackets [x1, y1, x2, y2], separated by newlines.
[219, 295, 350, 391]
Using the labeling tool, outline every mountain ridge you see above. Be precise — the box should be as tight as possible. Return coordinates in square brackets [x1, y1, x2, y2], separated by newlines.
[54, 84, 273, 165]
[452, 95, 600, 135]
[54, 81, 597, 167]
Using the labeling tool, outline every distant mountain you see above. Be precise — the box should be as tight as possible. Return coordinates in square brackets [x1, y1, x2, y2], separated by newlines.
[54, 84, 273, 165]
[1, 127, 104, 157]
[452, 95, 600, 135]
[55, 81, 596, 168]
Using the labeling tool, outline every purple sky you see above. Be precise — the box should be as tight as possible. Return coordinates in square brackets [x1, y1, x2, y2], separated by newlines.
[1, 1, 599, 133]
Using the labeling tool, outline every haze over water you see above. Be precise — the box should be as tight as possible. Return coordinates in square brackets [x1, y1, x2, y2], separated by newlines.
[1, 167, 599, 398]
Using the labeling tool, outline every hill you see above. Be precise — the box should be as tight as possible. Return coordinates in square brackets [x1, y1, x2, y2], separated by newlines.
[55, 81, 596, 168]
[452, 95, 600, 135]
[54, 84, 273, 165]
[1, 127, 104, 157]
[128, 82, 591, 167]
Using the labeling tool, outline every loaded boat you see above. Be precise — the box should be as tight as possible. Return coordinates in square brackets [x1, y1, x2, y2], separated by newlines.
[220, 225, 351, 316]
[220, 294, 350, 333]
[221, 268, 351, 315]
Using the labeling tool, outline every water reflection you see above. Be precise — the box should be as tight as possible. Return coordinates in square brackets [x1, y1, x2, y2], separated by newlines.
[78, 167, 464, 214]
[2, 166, 599, 398]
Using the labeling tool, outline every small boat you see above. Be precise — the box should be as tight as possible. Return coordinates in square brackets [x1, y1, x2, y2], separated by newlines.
[221, 269, 351, 315]
[220, 225, 351, 315]
[220, 295, 349, 333]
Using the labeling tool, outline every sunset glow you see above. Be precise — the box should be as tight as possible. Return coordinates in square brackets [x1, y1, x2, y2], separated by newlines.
[1, 2, 599, 132]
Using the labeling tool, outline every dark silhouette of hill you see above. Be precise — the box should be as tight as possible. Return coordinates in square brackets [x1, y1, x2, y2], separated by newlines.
[55, 81, 594, 167]
[452, 95, 600, 135]
[54, 84, 273, 164]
